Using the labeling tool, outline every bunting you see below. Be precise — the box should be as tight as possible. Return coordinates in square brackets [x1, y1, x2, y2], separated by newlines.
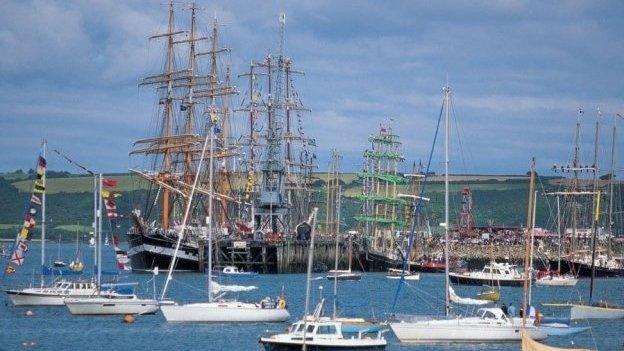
[5, 154, 46, 274]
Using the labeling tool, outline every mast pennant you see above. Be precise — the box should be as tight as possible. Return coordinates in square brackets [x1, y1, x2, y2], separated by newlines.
[5, 154, 47, 273]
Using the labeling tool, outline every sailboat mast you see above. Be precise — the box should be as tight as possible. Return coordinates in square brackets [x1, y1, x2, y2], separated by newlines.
[607, 115, 619, 256]
[92, 175, 97, 279]
[571, 109, 582, 252]
[161, 0, 176, 231]
[40, 140, 46, 288]
[556, 195, 562, 272]
[97, 174, 103, 290]
[522, 158, 536, 328]
[589, 191, 601, 303]
[528, 190, 537, 306]
[207, 120, 215, 302]
[443, 84, 450, 317]
[302, 208, 318, 351]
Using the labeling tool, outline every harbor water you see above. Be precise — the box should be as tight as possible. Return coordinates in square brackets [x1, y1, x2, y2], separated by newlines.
[1, 243, 623, 350]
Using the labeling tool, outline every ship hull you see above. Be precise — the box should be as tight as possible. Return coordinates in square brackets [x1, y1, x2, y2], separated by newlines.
[548, 259, 624, 278]
[449, 273, 525, 287]
[127, 232, 200, 272]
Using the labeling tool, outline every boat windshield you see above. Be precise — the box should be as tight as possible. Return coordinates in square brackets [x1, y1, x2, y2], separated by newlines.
[317, 325, 337, 334]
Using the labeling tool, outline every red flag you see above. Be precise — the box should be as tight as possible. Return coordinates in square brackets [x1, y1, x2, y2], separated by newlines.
[103, 179, 118, 187]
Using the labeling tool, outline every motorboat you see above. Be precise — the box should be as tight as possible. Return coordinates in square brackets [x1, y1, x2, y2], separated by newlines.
[449, 261, 526, 286]
[386, 268, 420, 281]
[6, 280, 101, 306]
[326, 269, 362, 281]
[215, 265, 258, 277]
[260, 301, 386, 350]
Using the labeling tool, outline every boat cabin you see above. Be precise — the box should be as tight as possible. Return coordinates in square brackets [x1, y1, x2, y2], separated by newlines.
[288, 320, 344, 340]
[476, 308, 511, 325]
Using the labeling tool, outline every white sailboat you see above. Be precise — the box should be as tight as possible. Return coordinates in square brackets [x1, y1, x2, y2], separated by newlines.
[390, 85, 547, 343]
[260, 208, 387, 350]
[4, 142, 100, 306]
[65, 174, 160, 316]
[159, 16, 289, 320]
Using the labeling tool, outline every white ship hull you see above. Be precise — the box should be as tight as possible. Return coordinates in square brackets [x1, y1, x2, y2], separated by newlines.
[390, 318, 547, 343]
[161, 301, 290, 322]
[7, 292, 67, 306]
[65, 297, 160, 315]
[535, 276, 578, 286]
[570, 304, 624, 320]
[386, 274, 420, 281]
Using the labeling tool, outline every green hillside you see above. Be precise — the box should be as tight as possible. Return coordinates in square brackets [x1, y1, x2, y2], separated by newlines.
[1, 170, 620, 240]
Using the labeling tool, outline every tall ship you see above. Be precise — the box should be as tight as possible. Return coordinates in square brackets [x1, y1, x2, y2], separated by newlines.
[127, 4, 316, 272]
[546, 109, 623, 277]
[355, 127, 412, 270]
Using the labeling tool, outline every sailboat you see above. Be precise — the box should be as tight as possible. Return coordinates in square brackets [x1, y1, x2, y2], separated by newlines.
[159, 9, 289, 321]
[5, 142, 102, 306]
[326, 233, 362, 281]
[68, 225, 85, 273]
[520, 161, 592, 351]
[260, 208, 387, 350]
[543, 112, 624, 319]
[390, 84, 547, 343]
[65, 174, 160, 315]
[53, 233, 67, 268]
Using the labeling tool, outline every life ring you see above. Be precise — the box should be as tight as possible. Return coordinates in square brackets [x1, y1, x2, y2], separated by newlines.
[277, 298, 287, 309]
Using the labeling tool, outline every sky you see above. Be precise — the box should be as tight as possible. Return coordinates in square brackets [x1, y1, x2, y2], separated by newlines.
[1, 0, 623, 175]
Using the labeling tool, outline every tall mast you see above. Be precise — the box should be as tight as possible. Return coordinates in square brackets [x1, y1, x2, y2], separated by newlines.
[182, 2, 198, 186]
[607, 114, 622, 256]
[40, 140, 46, 288]
[161, 0, 176, 231]
[556, 195, 562, 272]
[571, 108, 582, 252]
[207, 118, 215, 302]
[443, 84, 450, 317]
[522, 158, 536, 328]
[97, 174, 103, 291]
[589, 191, 601, 303]
[528, 189, 537, 306]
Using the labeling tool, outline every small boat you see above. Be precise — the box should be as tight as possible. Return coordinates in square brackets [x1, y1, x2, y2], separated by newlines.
[476, 285, 501, 302]
[327, 232, 362, 281]
[386, 268, 420, 281]
[53, 260, 67, 268]
[570, 302, 624, 319]
[69, 260, 84, 273]
[216, 265, 258, 277]
[326, 269, 362, 281]
[534, 270, 578, 287]
[259, 301, 387, 350]
[449, 261, 526, 287]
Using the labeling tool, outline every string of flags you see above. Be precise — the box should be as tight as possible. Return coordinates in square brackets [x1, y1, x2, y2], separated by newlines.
[102, 178, 131, 271]
[6, 156, 46, 274]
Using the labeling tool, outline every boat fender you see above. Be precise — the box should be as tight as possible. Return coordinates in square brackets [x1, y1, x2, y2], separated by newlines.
[277, 298, 287, 309]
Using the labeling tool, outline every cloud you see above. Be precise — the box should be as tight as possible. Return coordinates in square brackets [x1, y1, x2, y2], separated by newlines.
[0, 0, 623, 176]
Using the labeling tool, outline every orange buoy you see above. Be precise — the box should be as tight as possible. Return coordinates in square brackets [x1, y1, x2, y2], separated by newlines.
[123, 314, 135, 324]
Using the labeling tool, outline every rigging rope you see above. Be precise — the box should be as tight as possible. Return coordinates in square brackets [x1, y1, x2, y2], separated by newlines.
[391, 99, 444, 312]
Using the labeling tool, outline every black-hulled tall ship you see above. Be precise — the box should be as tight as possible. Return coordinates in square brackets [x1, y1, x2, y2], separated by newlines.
[546, 109, 623, 277]
[127, 5, 316, 272]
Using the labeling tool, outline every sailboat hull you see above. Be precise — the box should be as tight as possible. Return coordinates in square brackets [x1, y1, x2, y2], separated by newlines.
[65, 297, 160, 315]
[161, 302, 290, 322]
[570, 304, 624, 320]
[390, 319, 547, 343]
[6, 291, 67, 306]
[449, 273, 524, 287]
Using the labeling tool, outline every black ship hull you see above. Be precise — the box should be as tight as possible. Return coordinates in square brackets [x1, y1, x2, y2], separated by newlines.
[449, 274, 525, 287]
[127, 231, 201, 272]
[548, 259, 624, 278]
